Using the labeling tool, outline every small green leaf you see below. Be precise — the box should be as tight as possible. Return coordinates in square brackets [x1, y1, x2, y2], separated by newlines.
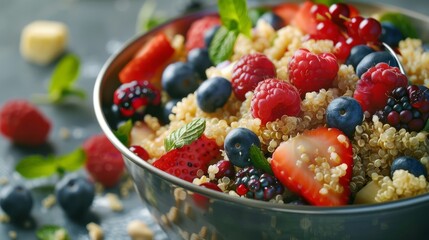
[423, 119, 429, 132]
[16, 155, 57, 179]
[312, 0, 344, 6]
[379, 12, 418, 38]
[209, 26, 239, 65]
[136, 0, 166, 33]
[56, 148, 86, 172]
[36, 225, 70, 240]
[115, 119, 133, 146]
[218, 0, 252, 37]
[249, 145, 273, 175]
[164, 118, 206, 151]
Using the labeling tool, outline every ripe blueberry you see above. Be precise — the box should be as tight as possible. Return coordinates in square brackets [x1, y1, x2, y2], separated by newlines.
[0, 184, 33, 221]
[380, 22, 404, 48]
[55, 175, 95, 219]
[345, 45, 374, 70]
[204, 25, 220, 48]
[162, 99, 180, 124]
[187, 48, 213, 79]
[391, 156, 428, 178]
[259, 12, 284, 30]
[196, 76, 232, 113]
[326, 96, 363, 138]
[224, 128, 260, 167]
[161, 62, 200, 99]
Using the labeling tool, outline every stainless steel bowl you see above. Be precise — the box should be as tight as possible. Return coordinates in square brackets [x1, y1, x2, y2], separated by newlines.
[94, 2, 429, 239]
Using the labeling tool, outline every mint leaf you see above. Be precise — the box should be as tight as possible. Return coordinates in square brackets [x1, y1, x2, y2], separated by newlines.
[249, 145, 273, 175]
[218, 0, 251, 37]
[379, 12, 418, 38]
[136, 0, 166, 33]
[312, 0, 344, 6]
[16, 148, 86, 179]
[115, 119, 133, 146]
[209, 26, 239, 65]
[164, 118, 206, 151]
[36, 225, 70, 240]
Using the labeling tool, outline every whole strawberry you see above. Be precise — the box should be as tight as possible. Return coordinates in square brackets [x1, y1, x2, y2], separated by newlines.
[288, 48, 339, 97]
[83, 134, 124, 187]
[251, 78, 301, 125]
[353, 62, 408, 114]
[231, 53, 277, 101]
[153, 135, 221, 182]
[0, 99, 51, 146]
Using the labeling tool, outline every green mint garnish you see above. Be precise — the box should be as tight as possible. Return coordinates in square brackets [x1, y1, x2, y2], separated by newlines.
[135, 0, 167, 33]
[164, 118, 206, 151]
[114, 119, 133, 146]
[249, 145, 274, 175]
[312, 0, 344, 6]
[36, 225, 70, 240]
[379, 12, 418, 39]
[423, 119, 429, 132]
[209, 0, 252, 64]
[16, 148, 85, 179]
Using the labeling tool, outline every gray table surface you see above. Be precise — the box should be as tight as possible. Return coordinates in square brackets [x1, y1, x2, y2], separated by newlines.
[0, 0, 427, 239]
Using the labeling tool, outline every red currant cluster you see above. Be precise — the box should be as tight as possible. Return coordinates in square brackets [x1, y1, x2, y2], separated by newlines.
[309, 3, 382, 61]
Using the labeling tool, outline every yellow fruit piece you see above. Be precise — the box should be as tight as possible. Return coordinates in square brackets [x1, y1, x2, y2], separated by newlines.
[354, 181, 381, 204]
[20, 20, 68, 65]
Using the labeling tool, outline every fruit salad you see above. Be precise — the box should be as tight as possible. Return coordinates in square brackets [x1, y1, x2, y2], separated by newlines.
[109, 0, 429, 206]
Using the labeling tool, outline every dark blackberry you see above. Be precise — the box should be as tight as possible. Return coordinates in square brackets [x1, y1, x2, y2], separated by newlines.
[234, 166, 284, 201]
[113, 80, 161, 119]
[377, 85, 429, 132]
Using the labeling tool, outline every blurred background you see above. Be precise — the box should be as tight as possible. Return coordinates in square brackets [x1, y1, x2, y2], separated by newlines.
[0, 0, 428, 239]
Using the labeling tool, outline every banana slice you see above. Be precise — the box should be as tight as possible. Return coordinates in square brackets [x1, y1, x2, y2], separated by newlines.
[354, 181, 381, 204]
[20, 20, 68, 65]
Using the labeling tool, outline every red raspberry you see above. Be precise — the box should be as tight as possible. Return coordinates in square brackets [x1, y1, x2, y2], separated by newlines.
[83, 134, 125, 187]
[185, 16, 220, 51]
[288, 49, 339, 97]
[231, 53, 276, 101]
[353, 62, 408, 114]
[0, 100, 51, 146]
[251, 78, 301, 125]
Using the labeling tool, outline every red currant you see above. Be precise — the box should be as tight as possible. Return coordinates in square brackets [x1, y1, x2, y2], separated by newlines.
[236, 184, 248, 196]
[313, 20, 342, 42]
[329, 3, 350, 26]
[310, 4, 330, 21]
[345, 16, 364, 38]
[130, 145, 150, 160]
[358, 18, 382, 43]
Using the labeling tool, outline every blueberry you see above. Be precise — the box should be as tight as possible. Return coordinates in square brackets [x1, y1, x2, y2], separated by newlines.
[356, 51, 399, 77]
[162, 99, 180, 124]
[55, 175, 95, 219]
[161, 62, 200, 99]
[345, 45, 375, 70]
[326, 96, 363, 138]
[390, 156, 428, 178]
[187, 48, 213, 79]
[423, 43, 429, 52]
[249, 7, 269, 27]
[224, 128, 260, 167]
[380, 22, 404, 48]
[204, 25, 220, 48]
[258, 12, 284, 30]
[0, 184, 33, 221]
[196, 76, 232, 113]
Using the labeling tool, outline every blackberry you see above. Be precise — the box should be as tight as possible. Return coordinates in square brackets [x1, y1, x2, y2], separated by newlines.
[234, 166, 284, 201]
[113, 80, 161, 119]
[376, 85, 429, 132]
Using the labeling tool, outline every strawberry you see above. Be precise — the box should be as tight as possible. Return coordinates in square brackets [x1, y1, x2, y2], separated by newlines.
[0, 99, 51, 146]
[83, 134, 124, 188]
[271, 127, 353, 206]
[291, 1, 317, 35]
[272, 3, 300, 25]
[185, 16, 221, 51]
[119, 32, 175, 84]
[153, 135, 221, 182]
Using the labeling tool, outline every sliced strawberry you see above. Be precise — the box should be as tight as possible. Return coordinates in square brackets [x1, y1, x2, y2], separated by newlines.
[119, 32, 175, 84]
[272, 3, 300, 25]
[153, 135, 221, 182]
[291, 1, 317, 35]
[271, 127, 353, 206]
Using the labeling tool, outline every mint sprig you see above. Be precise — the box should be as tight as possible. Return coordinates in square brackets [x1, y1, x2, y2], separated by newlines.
[164, 118, 206, 151]
[15, 148, 85, 179]
[135, 0, 167, 34]
[249, 145, 273, 175]
[209, 0, 252, 64]
[36, 225, 70, 240]
[379, 12, 418, 38]
[114, 119, 133, 146]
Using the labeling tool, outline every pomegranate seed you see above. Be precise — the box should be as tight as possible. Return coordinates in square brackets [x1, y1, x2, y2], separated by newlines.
[130, 145, 150, 160]
[236, 184, 248, 196]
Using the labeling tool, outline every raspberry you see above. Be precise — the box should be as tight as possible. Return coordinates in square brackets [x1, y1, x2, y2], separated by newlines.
[251, 78, 301, 125]
[288, 49, 339, 97]
[113, 80, 161, 119]
[234, 166, 284, 201]
[185, 16, 220, 51]
[83, 134, 125, 187]
[376, 85, 429, 132]
[353, 62, 408, 114]
[0, 100, 51, 146]
[231, 53, 276, 101]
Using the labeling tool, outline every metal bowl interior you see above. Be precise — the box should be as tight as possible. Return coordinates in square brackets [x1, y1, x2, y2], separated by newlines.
[94, 2, 429, 239]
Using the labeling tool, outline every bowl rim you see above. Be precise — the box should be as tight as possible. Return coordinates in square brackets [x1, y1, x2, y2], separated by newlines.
[94, 1, 429, 214]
